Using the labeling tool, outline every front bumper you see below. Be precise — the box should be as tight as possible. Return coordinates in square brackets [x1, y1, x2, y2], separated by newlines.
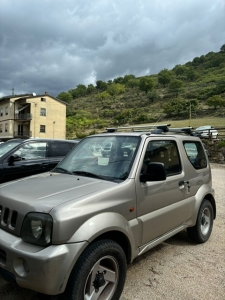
[0, 228, 88, 295]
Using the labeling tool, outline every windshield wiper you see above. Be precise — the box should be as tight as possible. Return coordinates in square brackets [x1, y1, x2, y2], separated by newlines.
[53, 167, 73, 175]
[72, 171, 105, 179]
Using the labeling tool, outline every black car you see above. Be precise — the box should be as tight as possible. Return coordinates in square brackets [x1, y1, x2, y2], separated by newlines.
[0, 138, 79, 183]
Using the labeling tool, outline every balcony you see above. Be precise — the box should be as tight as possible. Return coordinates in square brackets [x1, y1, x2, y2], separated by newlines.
[14, 131, 32, 138]
[15, 113, 32, 120]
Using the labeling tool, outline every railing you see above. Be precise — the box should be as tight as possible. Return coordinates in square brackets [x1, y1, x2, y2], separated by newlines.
[14, 131, 32, 138]
[15, 113, 32, 120]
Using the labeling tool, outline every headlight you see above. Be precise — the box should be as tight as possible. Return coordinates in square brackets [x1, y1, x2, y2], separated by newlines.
[21, 213, 53, 246]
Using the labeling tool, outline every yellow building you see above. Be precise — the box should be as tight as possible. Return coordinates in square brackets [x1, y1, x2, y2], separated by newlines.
[0, 93, 67, 140]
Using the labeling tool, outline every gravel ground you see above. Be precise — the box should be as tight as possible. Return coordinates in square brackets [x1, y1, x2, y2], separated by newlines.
[0, 164, 224, 300]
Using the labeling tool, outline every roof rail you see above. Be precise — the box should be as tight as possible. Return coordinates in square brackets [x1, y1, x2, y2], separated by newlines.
[168, 127, 194, 135]
[106, 124, 171, 133]
[105, 125, 196, 136]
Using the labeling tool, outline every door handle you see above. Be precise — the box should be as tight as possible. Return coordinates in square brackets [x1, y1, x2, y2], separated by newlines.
[179, 180, 190, 192]
[179, 180, 189, 186]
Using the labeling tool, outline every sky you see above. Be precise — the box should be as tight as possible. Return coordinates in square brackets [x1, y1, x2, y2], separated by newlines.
[0, 0, 225, 98]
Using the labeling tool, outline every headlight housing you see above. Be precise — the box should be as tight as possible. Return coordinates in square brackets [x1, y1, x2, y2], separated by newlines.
[21, 213, 53, 246]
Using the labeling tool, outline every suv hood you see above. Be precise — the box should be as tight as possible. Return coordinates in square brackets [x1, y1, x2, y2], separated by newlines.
[0, 172, 117, 213]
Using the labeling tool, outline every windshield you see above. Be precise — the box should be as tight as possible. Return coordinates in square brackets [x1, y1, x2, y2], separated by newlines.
[55, 135, 140, 181]
[0, 141, 23, 157]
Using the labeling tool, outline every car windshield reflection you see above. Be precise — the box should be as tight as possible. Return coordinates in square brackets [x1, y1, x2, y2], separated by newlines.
[55, 136, 140, 181]
[0, 141, 23, 157]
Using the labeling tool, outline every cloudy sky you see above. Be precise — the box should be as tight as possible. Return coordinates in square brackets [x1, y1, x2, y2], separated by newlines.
[0, 0, 224, 98]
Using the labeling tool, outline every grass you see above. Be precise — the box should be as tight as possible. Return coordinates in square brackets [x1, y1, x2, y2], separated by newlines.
[163, 117, 225, 129]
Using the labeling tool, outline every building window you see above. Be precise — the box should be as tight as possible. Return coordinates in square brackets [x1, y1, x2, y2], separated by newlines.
[0, 124, 2, 132]
[41, 98, 46, 102]
[5, 123, 8, 132]
[0, 108, 3, 117]
[40, 108, 46, 116]
[40, 125, 46, 133]
[5, 106, 8, 115]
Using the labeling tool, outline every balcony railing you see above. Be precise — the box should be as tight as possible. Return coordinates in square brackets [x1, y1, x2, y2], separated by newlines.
[15, 113, 32, 120]
[14, 131, 32, 138]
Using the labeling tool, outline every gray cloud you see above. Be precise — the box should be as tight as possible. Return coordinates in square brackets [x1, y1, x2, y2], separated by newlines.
[0, 0, 224, 97]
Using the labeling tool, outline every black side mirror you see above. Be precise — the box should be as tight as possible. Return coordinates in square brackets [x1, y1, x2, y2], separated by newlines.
[140, 162, 166, 182]
[8, 154, 22, 165]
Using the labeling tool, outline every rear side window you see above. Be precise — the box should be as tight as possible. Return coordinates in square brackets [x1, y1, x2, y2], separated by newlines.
[183, 141, 207, 169]
[49, 142, 72, 157]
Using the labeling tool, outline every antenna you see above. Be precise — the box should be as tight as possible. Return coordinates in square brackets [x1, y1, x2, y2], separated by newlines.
[12, 86, 14, 95]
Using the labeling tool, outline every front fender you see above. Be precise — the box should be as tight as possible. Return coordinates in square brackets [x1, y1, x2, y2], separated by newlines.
[68, 212, 139, 261]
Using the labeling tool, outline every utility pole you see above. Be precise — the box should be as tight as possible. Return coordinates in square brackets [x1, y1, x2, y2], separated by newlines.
[53, 121, 55, 138]
[189, 101, 192, 127]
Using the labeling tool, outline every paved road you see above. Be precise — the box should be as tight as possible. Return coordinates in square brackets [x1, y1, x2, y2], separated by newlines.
[0, 164, 224, 300]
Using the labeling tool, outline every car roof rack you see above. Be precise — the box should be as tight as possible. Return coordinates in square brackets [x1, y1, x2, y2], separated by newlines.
[105, 124, 196, 136]
[106, 124, 171, 133]
[168, 127, 194, 135]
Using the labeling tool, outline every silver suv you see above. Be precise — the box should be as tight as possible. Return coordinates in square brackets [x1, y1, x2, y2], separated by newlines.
[0, 126, 216, 300]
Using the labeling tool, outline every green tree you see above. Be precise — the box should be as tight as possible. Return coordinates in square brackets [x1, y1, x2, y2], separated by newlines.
[168, 79, 183, 97]
[173, 65, 188, 76]
[206, 95, 225, 109]
[134, 113, 149, 123]
[69, 84, 87, 98]
[114, 109, 132, 125]
[96, 91, 110, 101]
[114, 77, 124, 84]
[220, 44, 225, 52]
[126, 79, 139, 88]
[147, 90, 158, 103]
[185, 99, 199, 116]
[86, 84, 95, 94]
[57, 92, 73, 103]
[139, 77, 155, 94]
[163, 98, 186, 116]
[107, 83, 125, 96]
[186, 68, 198, 81]
[96, 80, 108, 91]
[158, 69, 172, 87]
[123, 74, 135, 83]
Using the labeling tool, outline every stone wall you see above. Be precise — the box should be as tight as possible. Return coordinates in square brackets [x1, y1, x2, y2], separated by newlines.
[203, 139, 225, 164]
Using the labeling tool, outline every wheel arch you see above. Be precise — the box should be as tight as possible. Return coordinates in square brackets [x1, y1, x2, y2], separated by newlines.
[91, 230, 132, 263]
[68, 212, 138, 263]
[186, 186, 216, 227]
[204, 193, 216, 219]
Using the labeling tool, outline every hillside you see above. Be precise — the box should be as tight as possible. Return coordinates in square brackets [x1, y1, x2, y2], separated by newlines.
[57, 46, 225, 138]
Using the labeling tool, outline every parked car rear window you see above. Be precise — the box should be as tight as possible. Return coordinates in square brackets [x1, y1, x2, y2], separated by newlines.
[49, 142, 72, 157]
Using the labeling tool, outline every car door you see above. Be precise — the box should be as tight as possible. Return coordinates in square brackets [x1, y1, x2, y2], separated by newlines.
[48, 141, 74, 170]
[135, 137, 191, 246]
[2, 141, 49, 182]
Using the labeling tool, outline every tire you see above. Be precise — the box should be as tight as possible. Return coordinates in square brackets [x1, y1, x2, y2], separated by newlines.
[60, 239, 127, 300]
[187, 200, 214, 243]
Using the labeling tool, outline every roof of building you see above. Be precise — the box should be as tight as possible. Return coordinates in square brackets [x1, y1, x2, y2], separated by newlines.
[0, 93, 68, 105]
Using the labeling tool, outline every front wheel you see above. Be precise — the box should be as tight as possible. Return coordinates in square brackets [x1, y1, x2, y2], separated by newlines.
[60, 239, 127, 300]
[187, 200, 214, 243]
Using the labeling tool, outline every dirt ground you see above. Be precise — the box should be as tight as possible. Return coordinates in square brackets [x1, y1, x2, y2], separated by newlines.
[120, 164, 225, 300]
[0, 164, 224, 300]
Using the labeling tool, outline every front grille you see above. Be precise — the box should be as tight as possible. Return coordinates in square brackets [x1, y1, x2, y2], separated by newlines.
[0, 205, 18, 230]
